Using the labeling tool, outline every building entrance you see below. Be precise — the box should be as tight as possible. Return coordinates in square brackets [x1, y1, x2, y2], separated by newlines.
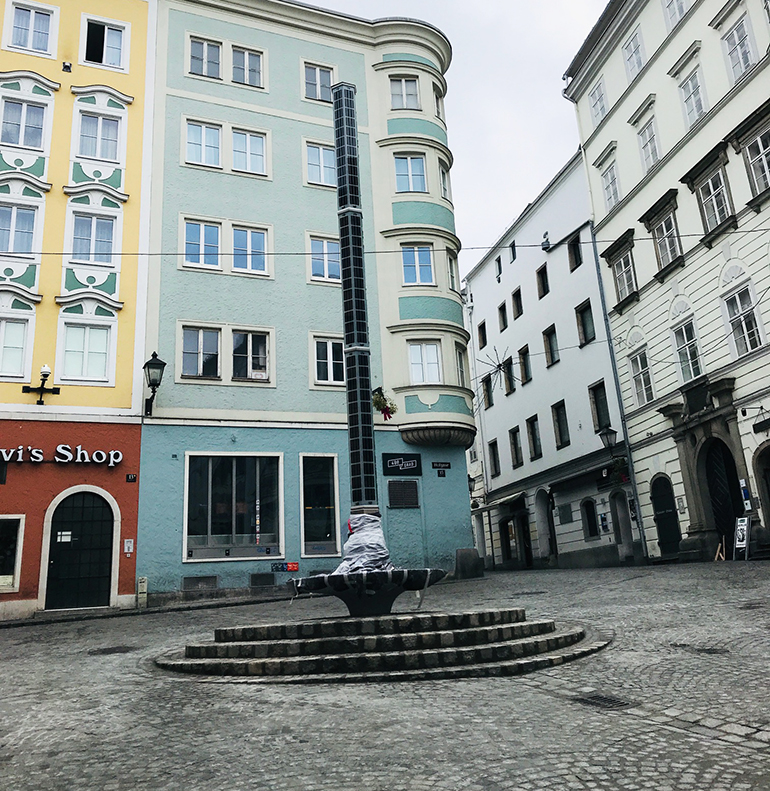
[703, 440, 743, 560]
[650, 476, 680, 558]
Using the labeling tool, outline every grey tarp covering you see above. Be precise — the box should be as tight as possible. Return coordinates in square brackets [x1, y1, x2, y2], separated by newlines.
[333, 513, 394, 574]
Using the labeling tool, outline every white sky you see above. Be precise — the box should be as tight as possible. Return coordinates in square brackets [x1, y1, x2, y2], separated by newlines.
[319, 0, 609, 272]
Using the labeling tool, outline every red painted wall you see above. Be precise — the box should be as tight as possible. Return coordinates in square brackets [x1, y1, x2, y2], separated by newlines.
[0, 420, 141, 604]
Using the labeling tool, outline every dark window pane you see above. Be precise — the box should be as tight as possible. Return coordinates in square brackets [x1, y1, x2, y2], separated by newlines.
[257, 457, 279, 546]
[210, 457, 233, 536]
[187, 457, 209, 537]
[85, 21, 105, 63]
[303, 457, 336, 550]
[235, 457, 256, 537]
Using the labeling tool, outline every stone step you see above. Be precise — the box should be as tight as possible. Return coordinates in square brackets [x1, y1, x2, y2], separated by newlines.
[186, 618, 556, 659]
[213, 607, 527, 644]
[157, 624, 585, 678]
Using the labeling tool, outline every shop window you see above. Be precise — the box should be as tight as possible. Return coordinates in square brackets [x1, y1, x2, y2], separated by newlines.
[0, 517, 21, 588]
[301, 455, 339, 556]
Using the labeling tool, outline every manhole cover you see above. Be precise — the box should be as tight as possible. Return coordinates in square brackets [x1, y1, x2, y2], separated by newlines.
[87, 646, 140, 656]
[573, 693, 632, 710]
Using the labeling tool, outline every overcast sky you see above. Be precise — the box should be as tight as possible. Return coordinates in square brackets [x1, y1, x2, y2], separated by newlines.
[321, 0, 609, 272]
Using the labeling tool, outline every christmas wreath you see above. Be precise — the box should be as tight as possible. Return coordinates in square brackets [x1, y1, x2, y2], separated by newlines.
[372, 387, 398, 421]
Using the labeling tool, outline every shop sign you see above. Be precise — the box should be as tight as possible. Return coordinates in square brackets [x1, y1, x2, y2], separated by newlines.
[382, 453, 422, 476]
[0, 444, 123, 467]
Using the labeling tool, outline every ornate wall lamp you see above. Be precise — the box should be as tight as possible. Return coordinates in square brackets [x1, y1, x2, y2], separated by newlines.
[143, 352, 167, 416]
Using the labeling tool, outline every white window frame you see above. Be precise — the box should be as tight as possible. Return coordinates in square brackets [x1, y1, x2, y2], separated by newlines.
[723, 283, 764, 358]
[439, 163, 452, 200]
[304, 141, 336, 188]
[232, 46, 263, 89]
[652, 211, 682, 268]
[188, 36, 221, 80]
[722, 15, 755, 84]
[1, 97, 45, 150]
[312, 335, 345, 387]
[0, 515, 25, 592]
[672, 317, 702, 383]
[745, 125, 770, 196]
[623, 27, 646, 82]
[232, 225, 267, 275]
[185, 120, 221, 168]
[395, 154, 427, 193]
[69, 211, 116, 266]
[58, 319, 115, 384]
[629, 348, 654, 406]
[638, 118, 660, 173]
[299, 453, 341, 559]
[231, 128, 266, 175]
[409, 340, 442, 385]
[3, 1, 58, 59]
[697, 168, 732, 232]
[78, 111, 121, 162]
[663, 0, 688, 29]
[183, 218, 221, 269]
[79, 13, 130, 73]
[0, 202, 37, 257]
[455, 343, 467, 388]
[680, 68, 706, 128]
[309, 235, 341, 284]
[401, 244, 434, 286]
[390, 76, 420, 110]
[602, 161, 620, 210]
[0, 312, 30, 379]
[181, 325, 221, 379]
[434, 86, 445, 120]
[231, 328, 270, 382]
[447, 253, 459, 293]
[589, 78, 608, 127]
[612, 250, 637, 302]
[303, 62, 334, 103]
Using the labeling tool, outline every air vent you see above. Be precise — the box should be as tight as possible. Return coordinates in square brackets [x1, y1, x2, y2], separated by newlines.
[182, 575, 218, 591]
[388, 479, 419, 509]
[250, 573, 275, 588]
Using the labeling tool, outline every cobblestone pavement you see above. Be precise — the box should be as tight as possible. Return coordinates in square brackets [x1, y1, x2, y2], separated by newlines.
[2, 564, 770, 790]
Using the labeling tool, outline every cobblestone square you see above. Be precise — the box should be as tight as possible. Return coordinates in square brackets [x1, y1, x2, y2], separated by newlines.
[2, 564, 770, 790]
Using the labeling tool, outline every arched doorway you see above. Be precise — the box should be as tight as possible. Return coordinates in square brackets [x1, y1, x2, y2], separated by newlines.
[609, 490, 634, 561]
[535, 489, 558, 559]
[516, 513, 534, 569]
[46, 491, 115, 610]
[498, 517, 513, 565]
[754, 444, 770, 525]
[650, 475, 681, 558]
[703, 439, 743, 559]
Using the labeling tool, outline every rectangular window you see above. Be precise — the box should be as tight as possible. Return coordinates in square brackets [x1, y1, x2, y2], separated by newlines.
[232, 330, 268, 380]
[190, 38, 220, 78]
[509, 427, 523, 468]
[725, 286, 762, 356]
[552, 400, 570, 449]
[698, 170, 731, 232]
[232, 130, 265, 174]
[11, 5, 51, 52]
[455, 343, 467, 388]
[311, 237, 340, 281]
[588, 381, 611, 431]
[613, 250, 637, 302]
[498, 302, 508, 331]
[488, 440, 501, 478]
[440, 165, 451, 200]
[409, 341, 441, 384]
[665, 0, 688, 27]
[0, 318, 26, 376]
[623, 29, 645, 80]
[674, 319, 701, 381]
[568, 234, 583, 270]
[543, 325, 559, 366]
[186, 121, 220, 167]
[448, 255, 459, 292]
[639, 119, 659, 172]
[724, 17, 754, 82]
[315, 338, 344, 384]
[302, 456, 338, 556]
[402, 245, 433, 285]
[680, 69, 705, 127]
[1, 100, 44, 148]
[233, 227, 266, 273]
[232, 48, 261, 87]
[307, 143, 336, 186]
[576, 301, 596, 346]
[589, 79, 607, 126]
[602, 162, 620, 210]
[630, 349, 654, 405]
[85, 20, 123, 68]
[0, 204, 35, 254]
[390, 77, 419, 110]
[62, 323, 109, 379]
[503, 357, 515, 394]
[477, 321, 487, 349]
[653, 212, 681, 268]
[746, 126, 770, 195]
[305, 64, 332, 102]
[482, 374, 494, 408]
[519, 345, 531, 384]
[526, 415, 542, 460]
[80, 113, 119, 161]
[536, 264, 549, 298]
[186, 455, 280, 557]
[182, 327, 220, 377]
[434, 87, 444, 119]
[395, 155, 427, 192]
[72, 214, 113, 264]
[512, 288, 523, 319]
[185, 220, 219, 267]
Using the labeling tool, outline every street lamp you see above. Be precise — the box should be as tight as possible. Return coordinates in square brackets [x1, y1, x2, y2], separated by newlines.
[598, 425, 618, 456]
[143, 352, 166, 416]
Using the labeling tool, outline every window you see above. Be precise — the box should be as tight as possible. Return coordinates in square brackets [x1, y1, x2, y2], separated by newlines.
[503, 357, 515, 394]
[613, 250, 637, 303]
[79, 113, 119, 161]
[512, 288, 523, 319]
[232, 130, 265, 174]
[568, 234, 583, 270]
[62, 323, 109, 379]
[455, 344, 468, 388]
[182, 327, 220, 378]
[723, 17, 754, 82]
[315, 338, 344, 384]
[639, 119, 659, 172]
[1, 99, 43, 148]
[488, 440, 501, 478]
[233, 48, 261, 87]
[232, 330, 268, 380]
[306, 143, 336, 186]
[72, 214, 113, 264]
[395, 155, 427, 192]
[305, 64, 332, 102]
[519, 346, 531, 384]
[697, 170, 732, 232]
[390, 77, 419, 110]
[581, 499, 600, 539]
[11, 5, 51, 52]
[186, 121, 220, 167]
[477, 321, 487, 349]
[674, 319, 702, 381]
[543, 325, 559, 366]
[402, 245, 433, 285]
[652, 212, 681, 269]
[186, 455, 280, 558]
[482, 374, 494, 409]
[623, 29, 645, 81]
[310, 237, 340, 282]
[552, 401, 570, 449]
[495, 256, 502, 281]
[498, 302, 508, 331]
[410, 342, 441, 384]
[725, 286, 762, 356]
[602, 162, 620, 210]
[526, 415, 542, 460]
[448, 255, 459, 292]
[510, 240, 517, 262]
[440, 165, 451, 200]
[0, 204, 35, 254]
[589, 381, 611, 431]
[509, 427, 523, 468]
[746, 126, 770, 195]
[680, 69, 705, 128]
[576, 301, 596, 346]
[589, 79, 608, 126]
[388, 479, 419, 509]
[630, 349, 654, 405]
[185, 221, 219, 267]
[664, 0, 688, 27]
[302, 456, 338, 556]
[233, 227, 266, 273]
[536, 264, 549, 298]
[434, 87, 444, 120]
[85, 19, 123, 68]
[190, 38, 220, 78]
[0, 318, 26, 376]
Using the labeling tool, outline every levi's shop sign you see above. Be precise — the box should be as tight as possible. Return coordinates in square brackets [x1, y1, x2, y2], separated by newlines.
[0, 444, 123, 467]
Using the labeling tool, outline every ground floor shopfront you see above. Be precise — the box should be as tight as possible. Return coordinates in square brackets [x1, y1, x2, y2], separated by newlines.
[0, 419, 141, 620]
[137, 422, 473, 605]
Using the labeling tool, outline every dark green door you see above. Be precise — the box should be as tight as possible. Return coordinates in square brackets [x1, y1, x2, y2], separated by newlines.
[651, 476, 681, 557]
[46, 492, 113, 610]
[705, 440, 743, 560]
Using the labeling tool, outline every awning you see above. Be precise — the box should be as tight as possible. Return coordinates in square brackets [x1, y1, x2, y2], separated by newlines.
[471, 491, 526, 513]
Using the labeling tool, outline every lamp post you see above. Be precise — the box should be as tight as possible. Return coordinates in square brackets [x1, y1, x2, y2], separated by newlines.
[22, 364, 60, 405]
[143, 352, 166, 416]
[598, 425, 618, 457]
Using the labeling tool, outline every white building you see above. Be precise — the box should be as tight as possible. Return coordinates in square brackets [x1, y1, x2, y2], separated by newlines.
[564, 0, 770, 561]
[465, 153, 639, 569]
